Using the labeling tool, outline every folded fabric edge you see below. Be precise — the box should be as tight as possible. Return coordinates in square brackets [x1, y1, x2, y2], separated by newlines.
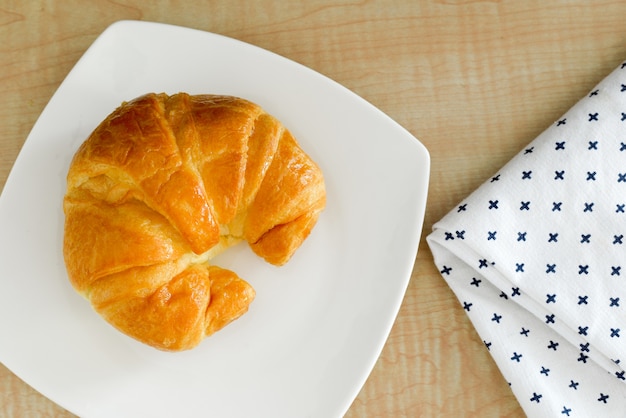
[427, 227, 622, 373]
[427, 231, 626, 417]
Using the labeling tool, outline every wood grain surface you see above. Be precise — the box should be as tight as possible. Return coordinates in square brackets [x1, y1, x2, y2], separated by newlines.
[2, 1, 626, 417]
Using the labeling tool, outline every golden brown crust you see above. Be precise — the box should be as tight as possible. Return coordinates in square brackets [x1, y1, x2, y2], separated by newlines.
[63, 92, 325, 351]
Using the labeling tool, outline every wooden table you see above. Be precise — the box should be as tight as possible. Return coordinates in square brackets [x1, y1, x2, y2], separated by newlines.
[2, 1, 625, 416]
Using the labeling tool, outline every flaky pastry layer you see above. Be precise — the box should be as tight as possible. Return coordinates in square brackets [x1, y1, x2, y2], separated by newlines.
[63, 93, 326, 351]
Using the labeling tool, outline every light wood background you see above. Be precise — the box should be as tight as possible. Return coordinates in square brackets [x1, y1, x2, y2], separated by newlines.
[3, 1, 626, 417]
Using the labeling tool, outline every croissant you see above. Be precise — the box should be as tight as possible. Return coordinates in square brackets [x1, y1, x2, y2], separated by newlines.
[63, 92, 326, 351]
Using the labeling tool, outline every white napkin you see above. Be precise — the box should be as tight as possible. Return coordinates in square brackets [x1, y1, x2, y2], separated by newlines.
[427, 60, 626, 417]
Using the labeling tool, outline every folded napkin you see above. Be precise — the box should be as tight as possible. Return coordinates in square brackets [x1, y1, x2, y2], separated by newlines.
[428, 60, 626, 417]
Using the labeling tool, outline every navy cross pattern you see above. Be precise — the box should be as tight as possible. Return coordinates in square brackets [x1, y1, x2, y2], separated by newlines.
[427, 60, 626, 417]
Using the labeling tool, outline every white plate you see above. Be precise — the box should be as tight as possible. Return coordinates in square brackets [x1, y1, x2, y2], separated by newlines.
[0, 21, 429, 418]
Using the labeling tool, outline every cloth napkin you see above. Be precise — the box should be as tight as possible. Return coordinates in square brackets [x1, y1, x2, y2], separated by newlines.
[427, 60, 626, 417]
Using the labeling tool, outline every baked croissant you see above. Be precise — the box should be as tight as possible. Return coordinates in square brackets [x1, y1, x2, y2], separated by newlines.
[63, 92, 326, 351]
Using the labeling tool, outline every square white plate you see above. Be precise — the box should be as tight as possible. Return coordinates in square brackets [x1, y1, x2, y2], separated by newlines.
[0, 20, 429, 417]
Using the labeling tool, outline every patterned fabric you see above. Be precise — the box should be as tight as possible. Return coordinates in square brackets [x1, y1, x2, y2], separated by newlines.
[427, 61, 626, 417]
